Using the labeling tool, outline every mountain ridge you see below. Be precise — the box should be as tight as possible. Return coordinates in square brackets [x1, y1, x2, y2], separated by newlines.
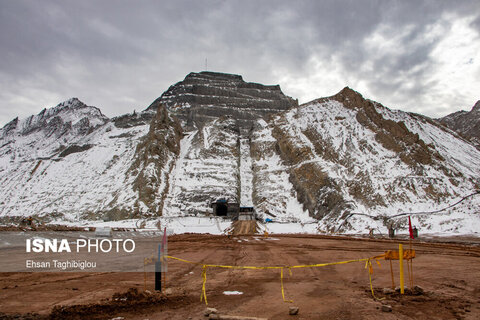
[1, 98, 108, 138]
[146, 71, 298, 131]
[1, 74, 479, 234]
[439, 100, 480, 149]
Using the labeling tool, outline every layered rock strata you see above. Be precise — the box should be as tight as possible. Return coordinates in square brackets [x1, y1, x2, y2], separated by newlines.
[147, 71, 298, 131]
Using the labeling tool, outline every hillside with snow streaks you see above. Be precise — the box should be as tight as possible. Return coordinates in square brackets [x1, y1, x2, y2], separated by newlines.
[257, 88, 480, 233]
[239, 137, 254, 206]
[378, 107, 480, 178]
[1, 72, 479, 235]
[439, 100, 480, 149]
[251, 119, 312, 223]
[0, 99, 179, 222]
[163, 117, 240, 216]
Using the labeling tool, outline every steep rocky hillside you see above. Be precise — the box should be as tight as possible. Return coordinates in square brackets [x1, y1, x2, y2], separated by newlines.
[251, 88, 480, 232]
[155, 72, 303, 220]
[439, 100, 480, 149]
[151, 72, 302, 220]
[163, 117, 240, 216]
[250, 118, 311, 223]
[147, 71, 298, 130]
[0, 99, 180, 222]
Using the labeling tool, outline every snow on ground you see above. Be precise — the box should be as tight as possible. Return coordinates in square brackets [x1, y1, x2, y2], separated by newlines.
[43, 215, 480, 237]
[239, 138, 253, 206]
[223, 291, 243, 295]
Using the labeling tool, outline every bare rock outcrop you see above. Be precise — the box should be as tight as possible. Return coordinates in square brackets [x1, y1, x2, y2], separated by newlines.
[439, 100, 480, 149]
[127, 105, 183, 217]
[146, 71, 298, 130]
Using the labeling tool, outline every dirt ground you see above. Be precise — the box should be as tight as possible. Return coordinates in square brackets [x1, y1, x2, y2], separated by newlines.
[1, 233, 479, 320]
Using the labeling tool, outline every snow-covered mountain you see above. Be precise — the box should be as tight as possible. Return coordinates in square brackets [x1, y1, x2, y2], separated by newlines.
[252, 88, 480, 233]
[0, 98, 180, 223]
[156, 72, 299, 217]
[439, 100, 480, 149]
[163, 117, 240, 216]
[1, 73, 479, 234]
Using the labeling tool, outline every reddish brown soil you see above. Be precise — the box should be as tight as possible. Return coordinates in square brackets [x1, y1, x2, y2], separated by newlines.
[1, 234, 479, 319]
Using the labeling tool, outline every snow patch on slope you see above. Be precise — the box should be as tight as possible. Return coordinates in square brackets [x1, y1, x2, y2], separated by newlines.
[272, 98, 480, 234]
[251, 119, 312, 223]
[163, 118, 239, 216]
[239, 138, 253, 206]
[0, 121, 149, 219]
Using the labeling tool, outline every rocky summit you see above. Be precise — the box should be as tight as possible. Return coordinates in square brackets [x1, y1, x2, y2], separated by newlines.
[147, 71, 298, 131]
[1, 72, 480, 235]
[439, 100, 480, 149]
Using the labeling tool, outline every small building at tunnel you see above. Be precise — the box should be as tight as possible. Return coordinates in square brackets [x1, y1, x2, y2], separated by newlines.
[238, 206, 255, 220]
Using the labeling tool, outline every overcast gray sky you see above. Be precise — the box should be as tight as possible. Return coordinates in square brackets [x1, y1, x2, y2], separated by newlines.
[1, 0, 479, 126]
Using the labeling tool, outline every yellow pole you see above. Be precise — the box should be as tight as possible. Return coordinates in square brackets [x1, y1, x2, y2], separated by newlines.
[399, 244, 404, 294]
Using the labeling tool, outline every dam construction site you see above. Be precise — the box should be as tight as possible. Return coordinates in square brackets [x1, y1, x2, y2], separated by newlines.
[1, 72, 480, 319]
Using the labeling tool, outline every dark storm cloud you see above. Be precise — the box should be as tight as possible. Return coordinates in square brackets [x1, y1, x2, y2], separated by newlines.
[0, 0, 479, 126]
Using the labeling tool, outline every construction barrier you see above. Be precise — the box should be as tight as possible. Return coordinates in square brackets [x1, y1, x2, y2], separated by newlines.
[384, 246, 416, 291]
[166, 254, 386, 305]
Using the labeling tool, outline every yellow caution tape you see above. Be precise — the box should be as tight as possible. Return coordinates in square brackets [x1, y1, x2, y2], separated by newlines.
[280, 268, 293, 303]
[201, 265, 208, 305]
[167, 255, 202, 265]
[166, 254, 386, 305]
[365, 259, 385, 301]
[166, 255, 384, 270]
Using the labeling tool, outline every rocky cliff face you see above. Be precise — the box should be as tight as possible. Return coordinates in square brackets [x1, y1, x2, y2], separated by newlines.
[128, 106, 182, 218]
[439, 100, 480, 149]
[0, 98, 108, 163]
[1, 98, 108, 139]
[147, 71, 298, 130]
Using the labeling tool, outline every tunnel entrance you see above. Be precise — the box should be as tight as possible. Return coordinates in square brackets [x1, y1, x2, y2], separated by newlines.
[211, 199, 239, 218]
[216, 203, 228, 216]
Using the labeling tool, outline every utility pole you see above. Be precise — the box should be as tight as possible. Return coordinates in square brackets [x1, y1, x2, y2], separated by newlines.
[205, 58, 208, 71]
